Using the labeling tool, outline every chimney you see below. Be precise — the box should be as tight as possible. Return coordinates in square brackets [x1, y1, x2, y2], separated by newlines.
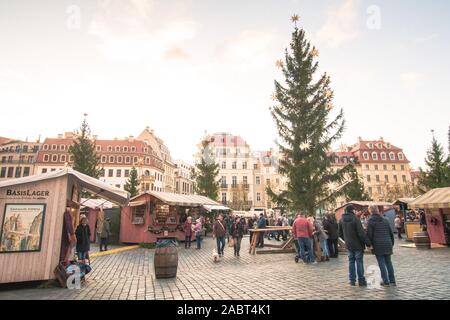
[58, 134, 63, 139]
[379, 137, 384, 142]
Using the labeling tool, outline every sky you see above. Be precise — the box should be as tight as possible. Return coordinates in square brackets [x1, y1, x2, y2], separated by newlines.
[0, 0, 449, 169]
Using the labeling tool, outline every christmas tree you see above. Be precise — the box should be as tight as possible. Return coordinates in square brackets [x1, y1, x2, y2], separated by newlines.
[191, 138, 220, 200]
[125, 167, 140, 198]
[418, 131, 450, 193]
[69, 115, 101, 178]
[267, 16, 353, 216]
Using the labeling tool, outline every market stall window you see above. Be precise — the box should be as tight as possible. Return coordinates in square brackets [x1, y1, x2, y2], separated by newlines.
[132, 206, 146, 225]
[154, 204, 177, 225]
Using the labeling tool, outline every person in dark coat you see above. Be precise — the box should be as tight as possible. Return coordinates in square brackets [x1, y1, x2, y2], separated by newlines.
[367, 206, 396, 286]
[230, 217, 245, 257]
[323, 214, 339, 258]
[338, 205, 372, 287]
[75, 216, 91, 262]
[100, 217, 111, 252]
[256, 214, 267, 248]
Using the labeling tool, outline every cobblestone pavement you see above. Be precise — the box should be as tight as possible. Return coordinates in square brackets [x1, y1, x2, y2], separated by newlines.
[1, 236, 449, 300]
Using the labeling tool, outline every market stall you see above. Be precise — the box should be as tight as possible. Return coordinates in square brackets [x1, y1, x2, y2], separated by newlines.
[0, 168, 129, 284]
[392, 198, 419, 241]
[410, 187, 450, 246]
[335, 201, 393, 221]
[80, 198, 116, 243]
[120, 192, 222, 244]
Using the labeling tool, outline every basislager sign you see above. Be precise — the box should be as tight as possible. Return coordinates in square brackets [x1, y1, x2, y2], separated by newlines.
[6, 189, 50, 198]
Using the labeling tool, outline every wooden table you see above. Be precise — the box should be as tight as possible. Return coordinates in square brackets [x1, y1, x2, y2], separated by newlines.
[248, 227, 294, 255]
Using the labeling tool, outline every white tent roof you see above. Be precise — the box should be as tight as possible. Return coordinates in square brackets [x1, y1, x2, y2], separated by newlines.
[203, 204, 231, 212]
[0, 168, 129, 206]
[80, 198, 116, 210]
[131, 191, 221, 207]
[410, 187, 450, 209]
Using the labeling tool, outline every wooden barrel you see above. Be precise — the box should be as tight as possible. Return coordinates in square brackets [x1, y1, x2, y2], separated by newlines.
[413, 231, 431, 249]
[154, 244, 178, 279]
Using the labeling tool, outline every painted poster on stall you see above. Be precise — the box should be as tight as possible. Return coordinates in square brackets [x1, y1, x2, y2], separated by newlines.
[0, 204, 46, 253]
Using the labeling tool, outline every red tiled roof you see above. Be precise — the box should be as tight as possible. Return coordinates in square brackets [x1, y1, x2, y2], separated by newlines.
[349, 139, 409, 163]
[0, 137, 12, 145]
[210, 133, 248, 148]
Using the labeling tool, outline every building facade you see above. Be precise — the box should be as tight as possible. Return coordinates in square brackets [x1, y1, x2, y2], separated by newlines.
[35, 132, 166, 192]
[330, 137, 414, 203]
[174, 160, 194, 195]
[0, 139, 42, 180]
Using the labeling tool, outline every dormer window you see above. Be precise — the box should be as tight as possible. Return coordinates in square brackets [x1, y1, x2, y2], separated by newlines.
[123, 147, 129, 152]
[368, 143, 373, 149]
[43, 144, 49, 151]
[381, 152, 386, 160]
[386, 143, 391, 149]
[398, 153, 404, 160]
[107, 146, 113, 152]
[363, 152, 369, 160]
[115, 146, 121, 152]
[60, 145, 66, 151]
[389, 152, 395, 160]
[372, 152, 378, 160]
[377, 143, 382, 149]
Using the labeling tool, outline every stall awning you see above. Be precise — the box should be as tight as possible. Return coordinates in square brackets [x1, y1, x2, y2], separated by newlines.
[335, 201, 393, 212]
[392, 198, 416, 206]
[129, 200, 148, 207]
[0, 168, 129, 206]
[80, 198, 116, 210]
[409, 187, 450, 209]
[203, 204, 231, 212]
[131, 191, 221, 207]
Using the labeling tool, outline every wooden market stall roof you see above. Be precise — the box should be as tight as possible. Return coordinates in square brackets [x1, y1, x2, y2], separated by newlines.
[129, 191, 221, 207]
[335, 201, 393, 212]
[0, 168, 129, 206]
[409, 187, 450, 209]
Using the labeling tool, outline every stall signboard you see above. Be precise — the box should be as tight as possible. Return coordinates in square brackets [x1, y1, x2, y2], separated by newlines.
[0, 204, 46, 253]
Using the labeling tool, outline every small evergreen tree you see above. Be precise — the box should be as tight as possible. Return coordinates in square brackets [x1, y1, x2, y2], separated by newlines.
[192, 138, 220, 200]
[69, 115, 101, 178]
[267, 16, 353, 216]
[125, 167, 140, 198]
[418, 132, 450, 193]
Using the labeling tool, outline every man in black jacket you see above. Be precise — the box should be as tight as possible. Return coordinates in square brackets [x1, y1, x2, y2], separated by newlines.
[323, 214, 339, 258]
[367, 206, 396, 286]
[338, 205, 372, 287]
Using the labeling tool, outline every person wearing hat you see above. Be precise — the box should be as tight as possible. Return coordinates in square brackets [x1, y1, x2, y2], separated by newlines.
[338, 205, 372, 287]
[100, 217, 111, 252]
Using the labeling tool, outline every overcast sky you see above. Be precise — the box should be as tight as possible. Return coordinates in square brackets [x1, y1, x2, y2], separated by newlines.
[0, 0, 449, 169]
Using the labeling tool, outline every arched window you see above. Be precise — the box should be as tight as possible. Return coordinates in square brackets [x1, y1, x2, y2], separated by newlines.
[380, 152, 386, 160]
[389, 152, 395, 160]
[371, 152, 378, 160]
[363, 152, 369, 160]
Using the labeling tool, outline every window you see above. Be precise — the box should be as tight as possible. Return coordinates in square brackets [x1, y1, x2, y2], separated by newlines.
[43, 144, 49, 151]
[243, 162, 247, 169]
[266, 179, 270, 185]
[232, 161, 237, 169]
[7, 167, 14, 178]
[385, 175, 389, 182]
[243, 176, 248, 185]
[392, 165, 396, 170]
[365, 164, 370, 170]
[108, 169, 114, 177]
[377, 143, 382, 149]
[377, 186, 382, 194]
[23, 167, 30, 177]
[125, 170, 130, 178]
[109, 156, 115, 163]
[125, 156, 131, 164]
[117, 156, 123, 163]
[221, 161, 226, 169]
[133, 157, 138, 164]
[368, 143, 374, 149]
[117, 170, 122, 178]
[394, 175, 398, 182]
[60, 155, 67, 163]
[131, 146, 136, 152]
[0, 167, 6, 178]
[101, 156, 107, 163]
[42, 168, 47, 174]
[256, 176, 261, 185]
[398, 153, 404, 160]
[363, 152, 369, 160]
[366, 175, 371, 182]
[52, 145, 57, 151]
[383, 165, 387, 171]
[221, 176, 227, 187]
[374, 165, 379, 170]
[254, 164, 258, 169]
[99, 169, 105, 177]
[69, 155, 74, 162]
[115, 146, 121, 152]
[44, 154, 50, 162]
[232, 176, 237, 187]
[60, 145, 66, 151]
[107, 146, 113, 152]
[381, 152, 386, 160]
[15, 167, 22, 178]
[368, 187, 373, 195]
[389, 152, 395, 160]
[376, 175, 380, 182]
[123, 147, 129, 152]
[401, 165, 405, 171]
[256, 193, 261, 202]
[115, 184, 121, 189]
[51, 169, 56, 172]
[52, 155, 58, 162]
[28, 156, 34, 163]
[221, 193, 227, 204]
[372, 152, 378, 160]
[402, 175, 407, 183]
